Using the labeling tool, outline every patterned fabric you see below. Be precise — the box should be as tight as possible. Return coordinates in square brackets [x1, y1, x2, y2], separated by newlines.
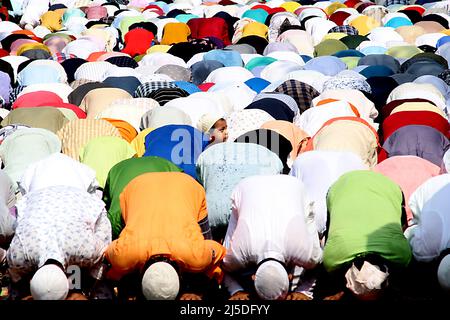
[384, 0, 410, 6]
[51, 53, 76, 63]
[134, 81, 177, 98]
[110, 97, 159, 110]
[328, 25, 359, 36]
[322, 76, 372, 94]
[273, 80, 320, 114]
[9, 86, 24, 105]
[155, 65, 191, 82]
[226, 109, 276, 142]
[100, 16, 116, 25]
[253, 93, 300, 116]
[147, 87, 189, 106]
[189, 38, 218, 51]
[438, 70, 450, 85]
[7, 186, 111, 282]
[105, 56, 139, 69]
[56, 119, 122, 159]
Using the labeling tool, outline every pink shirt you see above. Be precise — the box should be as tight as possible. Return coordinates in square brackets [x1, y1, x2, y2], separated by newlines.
[373, 156, 441, 224]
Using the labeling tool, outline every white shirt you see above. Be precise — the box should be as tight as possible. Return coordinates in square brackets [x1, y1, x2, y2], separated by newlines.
[223, 175, 322, 294]
[19, 153, 99, 195]
[408, 175, 450, 262]
[289, 151, 367, 235]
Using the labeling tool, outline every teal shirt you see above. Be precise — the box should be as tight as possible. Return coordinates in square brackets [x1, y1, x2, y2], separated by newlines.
[323, 170, 412, 272]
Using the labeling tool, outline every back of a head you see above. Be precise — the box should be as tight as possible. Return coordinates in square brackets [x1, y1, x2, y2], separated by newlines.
[254, 260, 289, 300]
[142, 261, 180, 300]
[438, 254, 450, 291]
[30, 264, 69, 300]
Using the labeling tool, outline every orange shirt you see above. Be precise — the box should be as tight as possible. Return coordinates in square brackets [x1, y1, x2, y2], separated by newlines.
[105, 172, 225, 281]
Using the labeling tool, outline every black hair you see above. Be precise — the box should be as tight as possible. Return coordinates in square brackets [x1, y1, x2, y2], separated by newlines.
[43, 259, 65, 273]
[141, 255, 180, 278]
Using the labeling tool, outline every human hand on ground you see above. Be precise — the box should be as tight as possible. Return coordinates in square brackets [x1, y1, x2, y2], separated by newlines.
[286, 292, 312, 300]
[179, 293, 203, 300]
[66, 292, 88, 300]
[323, 291, 345, 301]
[229, 291, 250, 300]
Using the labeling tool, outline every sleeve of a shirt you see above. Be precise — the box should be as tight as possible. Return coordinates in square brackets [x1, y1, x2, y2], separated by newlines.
[94, 209, 112, 250]
[198, 216, 212, 240]
[409, 210, 443, 262]
[197, 193, 208, 222]
[6, 240, 33, 283]
[223, 273, 245, 296]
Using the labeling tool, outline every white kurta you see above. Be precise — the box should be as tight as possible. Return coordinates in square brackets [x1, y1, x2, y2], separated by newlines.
[408, 175, 450, 262]
[222, 175, 322, 295]
[289, 151, 367, 235]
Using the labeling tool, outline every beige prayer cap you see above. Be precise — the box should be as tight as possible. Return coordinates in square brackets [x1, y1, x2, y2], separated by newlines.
[395, 25, 427, 44]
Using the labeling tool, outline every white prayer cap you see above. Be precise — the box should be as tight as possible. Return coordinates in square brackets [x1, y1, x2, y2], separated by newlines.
[142, 262, 179, 300]
[30, 265, 69, 300]
[438, 254, 450, 291]
[254, 260, 289, 300]
[345, 261, 389, 300]
[197, 113, 224, 133]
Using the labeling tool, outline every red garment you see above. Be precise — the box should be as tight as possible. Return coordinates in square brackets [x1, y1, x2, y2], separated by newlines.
[198, 83, 215, 92]
[121, 28, 154, 57]
[12, 91, 87, 118]
[12, 91, 63, 109]
[218, 0, 237, 5]
[329, 11, 352, 26]
[0, 6, 9, 21]
[268, 7, 287, 14]
[382, 110, 450, 141]
[252, 4, 285, 15]
[251, 4, 271, 12]
[0, 49, 8, 58]
[402, 5, 426, 15]
[380, 98, 436, 123]
[142, 5, 164, 16]
[187, 17, 231, 46]
[344, 0, 361, 8]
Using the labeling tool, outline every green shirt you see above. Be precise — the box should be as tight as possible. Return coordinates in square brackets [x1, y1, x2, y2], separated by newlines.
[323, 170, 412, 273]
[79, 136, 136, 188]
[102, 156, 182, 239]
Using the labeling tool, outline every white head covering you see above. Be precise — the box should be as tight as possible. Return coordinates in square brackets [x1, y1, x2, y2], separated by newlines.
[254, 260, 289, 300]
[141, 262, 180, 300]
[197, 113, 224, 133]
[438, 254, 450, 291]
[345, 261, 389, 300]
[30, 265, 69, 300]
